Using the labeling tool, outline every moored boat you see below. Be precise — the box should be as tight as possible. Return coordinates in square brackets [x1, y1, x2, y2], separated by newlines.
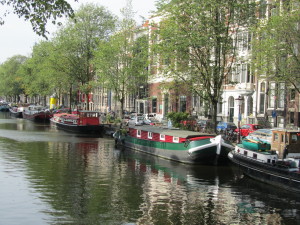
[113, 125, 234, 165]
[50, 110, 104, 135]
[9, 106, 23, 118]
[228, 129, 300, 193]
[22, 105, 52, 122]
[9, 104, 28, 118]
[0, 103, 9, 112]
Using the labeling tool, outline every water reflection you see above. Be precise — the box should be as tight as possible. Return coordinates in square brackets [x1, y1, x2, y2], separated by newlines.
[0, 112, 299, 224]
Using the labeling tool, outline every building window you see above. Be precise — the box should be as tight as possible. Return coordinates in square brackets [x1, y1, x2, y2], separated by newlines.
[228, 96, 235, 122]
[274, 133, 278, 141]
[247, 97, 253, 116]
[278, 83, 285, 108]
[152, 98, 157, 113]
[217, 98, 223, 114]
[237, 31, 251, 51]
[269, 82, 276, 108]
[290, 112, 295, 124]
[259, 0, 267, 18]
[231, 63, 251, 83]
[180, 96, 187, 112]
[277, 116, 285, 128]
[290, 89, 296, 101]
[259, 83, 265, 114]
[291, 134, 297, 143]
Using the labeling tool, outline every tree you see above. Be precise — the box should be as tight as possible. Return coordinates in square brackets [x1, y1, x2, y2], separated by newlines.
[152, 0, 257, 131]
[0, 55, 27, 102]
[94, 0, 149, 117]
[18, 41, 56, 105]
[251, 0, 300, 93]
[0, 0, 77, 37]
[55, 3, 116, 110]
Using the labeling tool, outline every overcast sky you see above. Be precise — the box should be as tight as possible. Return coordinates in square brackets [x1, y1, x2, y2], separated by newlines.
[0, 0, 157, 64]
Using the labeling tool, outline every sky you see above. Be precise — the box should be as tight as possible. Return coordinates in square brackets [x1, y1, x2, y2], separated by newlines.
[0, 0, 157, 64]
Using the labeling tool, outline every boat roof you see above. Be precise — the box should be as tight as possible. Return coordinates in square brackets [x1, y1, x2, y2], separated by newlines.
[271, 129, 300, 134]
[129, 125, 215, 138]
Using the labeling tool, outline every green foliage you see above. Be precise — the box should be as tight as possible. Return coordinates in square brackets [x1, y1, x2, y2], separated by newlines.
[0, 0, 77, 38]
[251, 1, 300, 93]
[153, 0, 257, 131]
[94, 0, 148, 116]
[0, 55, 27, 98]
[54, 3, 116, 108]
[166, 112, 189, 128]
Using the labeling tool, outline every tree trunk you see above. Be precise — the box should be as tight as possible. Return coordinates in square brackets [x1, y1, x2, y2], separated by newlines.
[212, 99, 218, 133]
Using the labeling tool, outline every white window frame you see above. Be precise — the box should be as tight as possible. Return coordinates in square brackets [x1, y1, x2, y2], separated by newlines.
[148, 132, 153, 139]
[137, 130, 141, 138]
[173, 137, 179, 143]
[160, 134, 165, 141]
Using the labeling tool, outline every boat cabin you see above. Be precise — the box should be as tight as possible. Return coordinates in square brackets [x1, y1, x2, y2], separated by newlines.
[128, 126, 215, 143]
[271, 130, 300, 158]
[77, 111, 101, 126]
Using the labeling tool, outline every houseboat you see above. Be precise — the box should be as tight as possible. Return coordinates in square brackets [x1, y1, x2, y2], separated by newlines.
[22, 105, 52, 122]
[228, 129, 300, 193]
[50, 110, 104, 135]
[114, 125, 234, 165]
[9, 104, 28, 118]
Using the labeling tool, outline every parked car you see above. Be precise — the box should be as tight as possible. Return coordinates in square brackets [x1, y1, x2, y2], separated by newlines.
[181, 117, 198, 127]
[235, 124, 264, 137]
[216, 122, 237, 132]
[143, 117, 159, 125]
[128, 116, 145, 126]
[197, 119, 213, 130]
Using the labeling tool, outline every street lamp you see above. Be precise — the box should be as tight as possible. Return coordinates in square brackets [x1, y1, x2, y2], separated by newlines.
[235, 95, 244, 144]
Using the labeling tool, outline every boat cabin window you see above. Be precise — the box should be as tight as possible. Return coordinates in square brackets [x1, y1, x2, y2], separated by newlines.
[291, 134, 298, 143]
[280, 134, 284, 143]
[160, 134, 165, 141]
[173, 137, 179, 143]
[148, 132, 153, 139]
[137, 130, 141, 137]
[273, 133, 279, 142]
[253, 153, 257, 159]
[244, 151, 248, 156]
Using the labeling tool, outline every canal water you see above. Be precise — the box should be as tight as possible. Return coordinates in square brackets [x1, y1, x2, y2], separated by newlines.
[0, 112, 299, 225]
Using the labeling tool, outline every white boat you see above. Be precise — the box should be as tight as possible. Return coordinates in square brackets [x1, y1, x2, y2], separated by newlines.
[228, 129, 300, 193]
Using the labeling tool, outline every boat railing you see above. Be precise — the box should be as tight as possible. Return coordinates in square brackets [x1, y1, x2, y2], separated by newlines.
[236, 152, 274, 165]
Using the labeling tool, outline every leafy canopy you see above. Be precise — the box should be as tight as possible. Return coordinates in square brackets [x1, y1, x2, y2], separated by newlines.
[0, 0, 77, 37]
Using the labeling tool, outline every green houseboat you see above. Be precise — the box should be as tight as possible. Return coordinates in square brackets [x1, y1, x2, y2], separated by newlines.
[114, 125, 234, 164]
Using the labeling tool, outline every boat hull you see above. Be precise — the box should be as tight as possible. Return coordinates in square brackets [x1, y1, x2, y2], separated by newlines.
[228, 151, 300, 193]
[9, 108, 23, 118]
[52, 120, 104, 135]
[23, 112, 52, 122]
[120, 135, 232, 164]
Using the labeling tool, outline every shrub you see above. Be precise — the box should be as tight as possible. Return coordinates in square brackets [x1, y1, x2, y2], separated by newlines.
[166, 112, 189, 128]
